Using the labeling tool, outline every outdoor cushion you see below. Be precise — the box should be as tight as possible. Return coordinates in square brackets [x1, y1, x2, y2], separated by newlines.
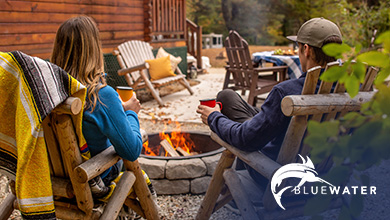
[146, 55, 176, 81]
[156, 47, 182, 72]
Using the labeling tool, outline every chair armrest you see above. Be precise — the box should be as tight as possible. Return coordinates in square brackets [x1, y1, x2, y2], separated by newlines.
[118, 63, 150, 76]
[53, 97, 82, 115]
[281, 91, 375, 117]
[210, 132, 281, 180]
[74, 146, 121, 183]
[74, 130, 148, 183]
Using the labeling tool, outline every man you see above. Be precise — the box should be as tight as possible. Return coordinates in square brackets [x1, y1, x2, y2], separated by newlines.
[196, 17, 342, 186]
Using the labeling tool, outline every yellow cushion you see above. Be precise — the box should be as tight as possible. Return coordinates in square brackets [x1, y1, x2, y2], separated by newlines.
[145, 56, 176, 81]
[156, 47, 182, 71]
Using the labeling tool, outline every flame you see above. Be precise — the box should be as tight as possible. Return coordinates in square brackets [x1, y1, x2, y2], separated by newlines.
[142, 140, 158, 156]
[159, 121, 195, 156]
[142, 121, 196, 156]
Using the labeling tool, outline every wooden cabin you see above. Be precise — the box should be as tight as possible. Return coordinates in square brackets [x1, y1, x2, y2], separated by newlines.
[0, 0, 202, 72]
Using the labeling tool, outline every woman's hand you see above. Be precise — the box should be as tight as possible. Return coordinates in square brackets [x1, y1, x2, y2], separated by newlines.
[122, 93, 141, 114]
[196, 104, 221, 125]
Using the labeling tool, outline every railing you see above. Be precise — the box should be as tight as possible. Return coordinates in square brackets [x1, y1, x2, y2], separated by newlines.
[186, 19, 202, 69]
[151, 0, 185, 36]
[145, 0, 203, 69]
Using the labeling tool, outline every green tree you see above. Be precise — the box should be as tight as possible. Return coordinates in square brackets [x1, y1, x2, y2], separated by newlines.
[187, 0, 228, 36]
[304, 31, 390, 219]
[332, 0, 390, 48]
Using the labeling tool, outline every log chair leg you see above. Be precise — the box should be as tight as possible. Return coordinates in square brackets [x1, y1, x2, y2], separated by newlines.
[195, 150, 236, 220]
[223, 169, 258, 219]
[140, 70, 164, 106]
[124, 160, 159, 220]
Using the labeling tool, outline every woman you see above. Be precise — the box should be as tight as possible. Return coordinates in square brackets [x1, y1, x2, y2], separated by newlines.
[51, 16, 142, 197]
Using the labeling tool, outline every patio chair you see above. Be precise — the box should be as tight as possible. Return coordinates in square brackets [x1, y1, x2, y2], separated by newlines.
[113, 40, 194, 106]
[0, 52, 159, 220]
[196, 61, 378, 219]
[223, 30, 288, 106]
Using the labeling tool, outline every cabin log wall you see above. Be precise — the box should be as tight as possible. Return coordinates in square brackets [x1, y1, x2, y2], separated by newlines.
[0, 0, 186, 59]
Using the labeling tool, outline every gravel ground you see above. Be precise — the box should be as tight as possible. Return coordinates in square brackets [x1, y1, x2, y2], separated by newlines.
[2, 119, 389, 220]
[0, 118, 241, 220]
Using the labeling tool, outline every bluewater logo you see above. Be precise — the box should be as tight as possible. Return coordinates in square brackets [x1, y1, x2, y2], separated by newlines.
[270, 154, 376, 210]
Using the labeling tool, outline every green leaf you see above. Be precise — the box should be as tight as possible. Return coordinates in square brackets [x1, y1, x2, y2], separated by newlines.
[350, 148, 365, 164]
[324, 166, 350, 185]
[360, 174, 370, 186]
[359, 147, 379, 169]
[338, 205, 352, 220]
[374, 68, 390, 85]
[375, 31, 390, 52]
[357, 51, 390, 68]
[304, 194, 332, 216]
[342, 112, 366, 128]
[350, 194, 364, 218]
[374, 84, 390, 115]
[320, 65, 347, 82]
[344, 75, 359, 98]
[354, 44, 362, 54]
[322, 43, 351, 59]
[311, 215, 324, 220]
[352, 61, 366, 83]
[371, 132, 390, 160]
[348, 121, 382, 151]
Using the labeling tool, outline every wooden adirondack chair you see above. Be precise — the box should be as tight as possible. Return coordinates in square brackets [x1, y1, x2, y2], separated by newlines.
[223, 30, 288, 106]
[0, 96, 159, 220]
[113, 40, 194, 106]
[196, 62, 379, 220]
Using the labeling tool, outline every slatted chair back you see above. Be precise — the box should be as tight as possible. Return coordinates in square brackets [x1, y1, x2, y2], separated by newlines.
[196, 62, 378, 220]
[1, 97, 159, 220]
[224, 30, 288, 105]
[224, 30, 254, 91]
[117, 40, 155, 85]
[113, 40, 194, 106]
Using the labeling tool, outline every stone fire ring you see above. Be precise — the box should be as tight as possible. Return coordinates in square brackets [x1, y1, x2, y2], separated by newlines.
[138, 131, 224, 195]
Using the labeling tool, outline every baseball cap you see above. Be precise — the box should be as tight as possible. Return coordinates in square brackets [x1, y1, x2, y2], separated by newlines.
[286, 17, 342, 48]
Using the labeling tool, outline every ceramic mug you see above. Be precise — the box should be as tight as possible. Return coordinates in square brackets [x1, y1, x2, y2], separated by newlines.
[200, 98, 216, 108]
[116, 86, 134, 102]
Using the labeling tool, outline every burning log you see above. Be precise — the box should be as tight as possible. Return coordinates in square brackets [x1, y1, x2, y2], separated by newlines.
[176, 147, 191, 156]
[160, 139, 180, 157]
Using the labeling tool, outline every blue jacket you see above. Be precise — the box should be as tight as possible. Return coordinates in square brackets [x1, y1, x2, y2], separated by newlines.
[207, 72, 309, 160]
[82, 85, 142, 163]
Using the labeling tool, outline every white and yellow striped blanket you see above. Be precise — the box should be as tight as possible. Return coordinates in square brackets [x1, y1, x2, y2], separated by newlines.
[0, 51, 87, 219]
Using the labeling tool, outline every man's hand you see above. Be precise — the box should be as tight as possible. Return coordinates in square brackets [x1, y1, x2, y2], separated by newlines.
[122, 93, 141, 114]
[196, 104, 221, 125]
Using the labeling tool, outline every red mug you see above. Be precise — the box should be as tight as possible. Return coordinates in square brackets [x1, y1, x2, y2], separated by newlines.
[200, 98, 216, 108]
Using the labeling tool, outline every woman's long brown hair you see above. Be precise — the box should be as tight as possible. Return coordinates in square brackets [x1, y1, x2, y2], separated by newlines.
[51, 15, 106, 112]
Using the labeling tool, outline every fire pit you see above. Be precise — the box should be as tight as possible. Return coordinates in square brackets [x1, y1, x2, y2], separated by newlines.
[138, 130, 224, 195]
[142, 131, 223, 159]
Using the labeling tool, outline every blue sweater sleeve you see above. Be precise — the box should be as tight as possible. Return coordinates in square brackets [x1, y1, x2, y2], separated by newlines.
[84, 86, 142, 161]
[207, 87, 288, 152]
